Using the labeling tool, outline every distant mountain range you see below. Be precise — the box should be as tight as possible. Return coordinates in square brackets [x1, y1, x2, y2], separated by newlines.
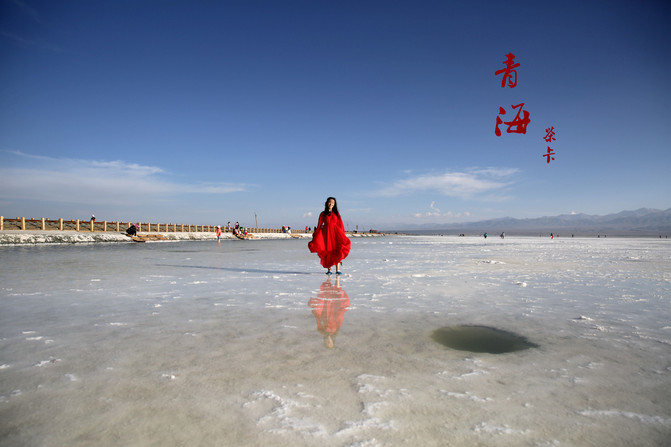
[391, 208, 671, 236]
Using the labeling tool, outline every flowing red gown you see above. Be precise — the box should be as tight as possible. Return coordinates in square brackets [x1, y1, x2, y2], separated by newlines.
[308, 211, 351, 268]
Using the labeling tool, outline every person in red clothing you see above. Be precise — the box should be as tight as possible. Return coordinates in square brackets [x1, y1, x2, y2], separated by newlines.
[308, 197, 351, 275]
[308, 278, 350, 349]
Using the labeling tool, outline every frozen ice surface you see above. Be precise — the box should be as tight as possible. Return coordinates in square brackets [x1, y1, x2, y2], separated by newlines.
[1, 236, 670, 446]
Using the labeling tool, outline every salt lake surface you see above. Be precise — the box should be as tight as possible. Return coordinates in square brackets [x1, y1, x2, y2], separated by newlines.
[1, 236, 670, 446]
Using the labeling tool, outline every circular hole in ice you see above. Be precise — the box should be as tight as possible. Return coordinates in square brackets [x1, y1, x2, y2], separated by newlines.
[430, 325, 538, 354]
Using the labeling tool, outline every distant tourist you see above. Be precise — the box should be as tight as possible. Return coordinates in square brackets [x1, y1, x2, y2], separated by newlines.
[500, 232, 505, 239]
[308, 197, 351, 275]
[215, 225, 222, 242]
[484, 233, 488, 239]
[126, 223, 137, 237]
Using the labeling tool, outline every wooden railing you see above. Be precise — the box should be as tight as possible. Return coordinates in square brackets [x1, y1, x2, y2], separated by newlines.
[0, 216, 309, 234]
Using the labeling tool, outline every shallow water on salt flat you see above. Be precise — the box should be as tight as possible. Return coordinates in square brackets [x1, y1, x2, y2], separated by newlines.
[1, 236, 670, 446]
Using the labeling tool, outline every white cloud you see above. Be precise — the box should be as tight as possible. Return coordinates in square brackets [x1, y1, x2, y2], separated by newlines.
[0, 151, 247, 206]
[375, 168, 519, 199]
[428, 201, 440, 216]
[413, 201, 471, 221]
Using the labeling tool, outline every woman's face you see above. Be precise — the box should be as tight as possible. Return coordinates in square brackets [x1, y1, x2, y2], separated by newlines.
[327, 199, 335, 211]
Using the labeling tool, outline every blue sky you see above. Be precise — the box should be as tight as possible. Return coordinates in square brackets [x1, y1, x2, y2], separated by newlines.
[1, 0, 669, 231]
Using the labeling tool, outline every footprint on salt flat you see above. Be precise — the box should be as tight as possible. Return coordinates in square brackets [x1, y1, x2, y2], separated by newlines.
[431, 325, 538, 354]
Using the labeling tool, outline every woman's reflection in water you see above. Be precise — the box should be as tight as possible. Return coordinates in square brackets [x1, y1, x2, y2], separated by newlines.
[308, 278, 350, 349]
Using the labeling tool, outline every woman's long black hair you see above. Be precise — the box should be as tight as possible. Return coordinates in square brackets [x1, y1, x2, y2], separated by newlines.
[323, 197, 340, 217]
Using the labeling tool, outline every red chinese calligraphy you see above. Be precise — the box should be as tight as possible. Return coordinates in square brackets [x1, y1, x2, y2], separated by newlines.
[495, 103, 531, 136]
[494, 53, 520, 88]
[543, 126, 556, 143]
[495, 107, 505, 137]
[542, 126, 556, 163]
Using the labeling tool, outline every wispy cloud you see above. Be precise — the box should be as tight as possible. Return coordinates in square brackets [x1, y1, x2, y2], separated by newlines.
[375, 168, 519, 199]
[0, 31, 62, 52]
[11, 0, 42, 24]
[413, 201, 471, 220]
[413, 201, 441, 218]
[0, 151, 247, 206]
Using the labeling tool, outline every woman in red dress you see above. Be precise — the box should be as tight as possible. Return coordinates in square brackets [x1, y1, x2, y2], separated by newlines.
[308, 197, 351, 275]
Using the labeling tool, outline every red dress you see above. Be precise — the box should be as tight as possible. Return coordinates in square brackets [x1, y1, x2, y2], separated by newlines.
[308, 211, 351, 268]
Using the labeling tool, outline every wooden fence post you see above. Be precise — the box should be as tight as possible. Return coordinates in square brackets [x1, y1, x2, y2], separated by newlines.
[75, 219, 80, 231]
[59, 218, 63, 230]
[90, 219, 94, 232]
[41, 218, 45, 230]
[103, 221, 107, 232]
[0, 216, 3, 231]
[116, 222, 120, 232]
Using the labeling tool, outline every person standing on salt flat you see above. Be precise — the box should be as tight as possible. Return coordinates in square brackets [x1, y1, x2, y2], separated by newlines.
[308, 197, 351, 275]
